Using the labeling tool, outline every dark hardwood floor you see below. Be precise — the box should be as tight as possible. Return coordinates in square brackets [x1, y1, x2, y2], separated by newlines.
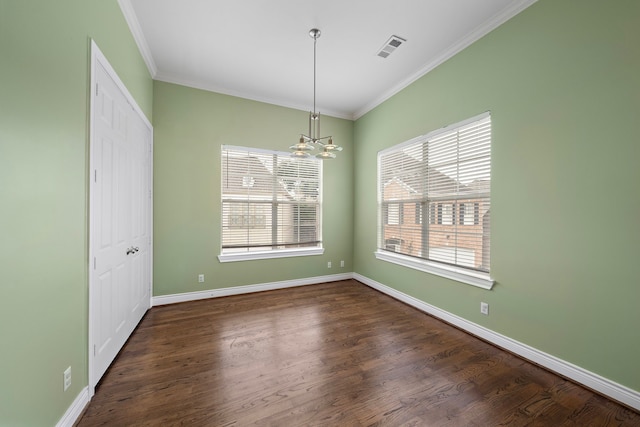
[77, 280, 640, 426]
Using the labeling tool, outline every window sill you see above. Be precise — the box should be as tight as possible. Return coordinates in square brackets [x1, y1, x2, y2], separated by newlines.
[374, 250, 495, 290]
[218, 247, 324, 263]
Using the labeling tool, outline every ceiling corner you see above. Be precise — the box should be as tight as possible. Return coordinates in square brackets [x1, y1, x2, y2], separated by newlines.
[117, 0, 158, 78]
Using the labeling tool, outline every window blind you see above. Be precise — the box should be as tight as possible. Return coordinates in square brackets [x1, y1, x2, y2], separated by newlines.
[221, 146, 321, 253]
[378, 113, 491, 273]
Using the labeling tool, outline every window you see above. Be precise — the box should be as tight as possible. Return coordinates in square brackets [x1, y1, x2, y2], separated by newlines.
[387, 203, 400, 225]
[441, 203, 453, 225]
[228, 203, 266, 228]
[218, 146, 323, 262]
[415, 202, 422, 225]
[459, 202, 477, 225]
[376, 113, 493, 289]
[429, 204, 436, 225]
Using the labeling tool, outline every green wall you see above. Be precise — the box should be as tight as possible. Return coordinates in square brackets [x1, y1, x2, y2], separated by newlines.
[152, 81, 354, 296]
[353, 0, 640, 392]
[2, 0, 639, 424]
[0, 1, 152, 425]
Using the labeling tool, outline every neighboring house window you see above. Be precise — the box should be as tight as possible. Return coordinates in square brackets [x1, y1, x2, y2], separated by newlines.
[459, 202, 478, 225]
[441, 203, 454, 225]
[242, 176, 255, 188]
[387, 203, 400, 225]
[228, 203, 266, 228]
[220, 146, 322, 259]
[429, 203, 436, 225]
[385, 202, 406, 225]
[376, 113, 492, 286]
[415, 202, 422, 225]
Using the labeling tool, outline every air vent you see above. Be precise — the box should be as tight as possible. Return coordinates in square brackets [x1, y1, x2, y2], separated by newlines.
[377, 35, 406, 58]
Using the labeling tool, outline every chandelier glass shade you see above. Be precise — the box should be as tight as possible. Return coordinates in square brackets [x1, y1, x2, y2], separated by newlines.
[290, 28, 343, 159]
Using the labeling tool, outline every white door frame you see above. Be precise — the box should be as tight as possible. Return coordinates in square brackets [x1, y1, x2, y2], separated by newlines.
[88, 40, 153, 396]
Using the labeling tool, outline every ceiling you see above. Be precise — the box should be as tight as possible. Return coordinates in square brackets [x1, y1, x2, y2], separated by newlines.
[120, 0, 536, 120]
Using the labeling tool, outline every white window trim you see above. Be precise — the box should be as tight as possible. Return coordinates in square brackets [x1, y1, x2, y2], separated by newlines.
[218, 247, 324, 263]
[376, 111, 492, 289]
[374, 250, 494, 290]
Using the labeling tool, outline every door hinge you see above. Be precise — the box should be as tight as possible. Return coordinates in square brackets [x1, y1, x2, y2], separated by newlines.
[93, 345, 96, 356]
[93, 257, 96, 270]
[94, 169, 97, 183]
[95, 83, 98, 96]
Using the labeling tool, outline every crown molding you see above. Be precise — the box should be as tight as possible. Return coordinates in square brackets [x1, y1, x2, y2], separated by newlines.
[117, 0, 158, 78]
[117, 0, 537, 121]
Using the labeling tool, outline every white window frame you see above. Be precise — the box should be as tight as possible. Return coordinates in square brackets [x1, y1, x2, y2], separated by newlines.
[218, 145, 324, 263]
[375, 112, 494, 289]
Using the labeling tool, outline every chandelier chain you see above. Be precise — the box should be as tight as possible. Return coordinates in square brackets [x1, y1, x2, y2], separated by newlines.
[313, 31, 318, 116]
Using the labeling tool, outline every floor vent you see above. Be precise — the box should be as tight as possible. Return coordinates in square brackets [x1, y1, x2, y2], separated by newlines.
[377, 35, 406, 58]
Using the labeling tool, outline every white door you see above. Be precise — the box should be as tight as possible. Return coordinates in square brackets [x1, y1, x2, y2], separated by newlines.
[128, 110, 152, 324]
[89, 41, 152, 390]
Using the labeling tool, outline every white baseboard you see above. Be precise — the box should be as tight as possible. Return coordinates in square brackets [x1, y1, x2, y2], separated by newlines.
[60, 272, 637, 427]
[354, 273, 640, 412]
[56, 386, 89, 427]
[152, 273, 352, 306]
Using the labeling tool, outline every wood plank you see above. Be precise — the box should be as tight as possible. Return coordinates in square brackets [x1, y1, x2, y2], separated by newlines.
[76, 280, 640, 426]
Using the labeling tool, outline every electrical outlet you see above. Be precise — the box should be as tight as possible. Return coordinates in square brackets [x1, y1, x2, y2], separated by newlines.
[327, 261, 332, 268]
[340, 260, 344, 268]
[63, 366, 71, 391]
[198, 274, 205, 283]
[480, 302, 489, 315]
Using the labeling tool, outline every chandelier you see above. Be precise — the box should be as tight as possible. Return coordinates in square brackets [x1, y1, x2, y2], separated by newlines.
[290, 28, 343, 159]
